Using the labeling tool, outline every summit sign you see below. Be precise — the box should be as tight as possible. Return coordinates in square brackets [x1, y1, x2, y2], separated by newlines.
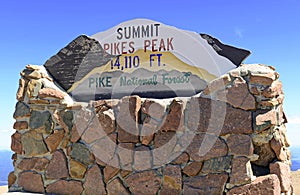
[44, 19, 250, 101]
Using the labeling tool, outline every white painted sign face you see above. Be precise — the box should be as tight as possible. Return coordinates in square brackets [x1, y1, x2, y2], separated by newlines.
[44, 19, 250, 101]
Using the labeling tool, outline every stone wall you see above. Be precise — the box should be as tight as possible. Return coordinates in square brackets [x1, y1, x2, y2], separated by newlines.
[9, 64, 293, 194]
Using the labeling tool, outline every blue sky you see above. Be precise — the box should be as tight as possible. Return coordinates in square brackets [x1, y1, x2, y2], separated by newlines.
[0, 0, 299, 149]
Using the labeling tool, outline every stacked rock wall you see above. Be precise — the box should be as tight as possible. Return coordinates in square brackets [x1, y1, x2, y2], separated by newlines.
[9, 64, 293, 194]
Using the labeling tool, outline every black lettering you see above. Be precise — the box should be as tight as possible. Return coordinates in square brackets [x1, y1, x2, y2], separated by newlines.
[141, 25, 149, 38]
[132, 26, 140, 38]
[116, 28, 123, 40]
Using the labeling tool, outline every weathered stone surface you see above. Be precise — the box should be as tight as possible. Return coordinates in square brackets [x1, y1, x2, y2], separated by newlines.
[253, 143, 276, 166]
[141, 99, 165, 119]
[26, 79, 42, 98]
[270, 161, 292, 192]
[187, 133, 228, 161]
[11, 132, 22, 154]
[154, 131, 176, 148]
[201, 156, 232, 174]
[227, 134, 254, 156]
[8, 172, 16, 188]
[216, 77, 256, 110]
[29, 110, 54, 133]
[13, 121, 28, 130]
[183, 173, 228, 194]
[203, 74, 232, 95]
[171, 152, 189, 165]
[74, 109, 93, 139]
[45, 150, 69, 179]
[161, 165, 182, 195]
[21, 131, 48, 156]
[183, 161, 203, 176]
[59, 110, 74, 132]
[71, 143, 92, 165]
[160, 99, 184, 131]
[133, 145, 152, 171]
[45, 130, 65, 152]
[83, 165, 106, 195]
[187, 97, 252, 135]
[153, 131, 177, 167]
[262, 80, 283, 98]
[107, 177, 130, 195]
[270, 126, 289, 160]
[38, 88, 66, 99]
[17, 157, 49, 172]
[250, 75, 276, 86]
[70, 159, 87, 179]
[82, 115, 106, 144]
[227, 174, 280, 195]
[16, 78, 26, 101]
[46, 180, 83, 195]
[18, 171, 44, 193]
[254, 109, 277, 132]
[97, 109, 115, 135]
[118, 143, 134, 170]
[70, 125, 81, 143]
[125, 170, 162, 195]
[13, 102, 30, 119]
[117, 96, 141, 143]
[229, 157, 254, 185]
[141, 117, 157, 145]
[104, 165, 120, 183]
[21, 69, 42, 79]
[91, 135, 118, 168]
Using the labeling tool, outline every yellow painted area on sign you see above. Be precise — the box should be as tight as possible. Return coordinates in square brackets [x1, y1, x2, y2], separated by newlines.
[68, 49, 217, 92]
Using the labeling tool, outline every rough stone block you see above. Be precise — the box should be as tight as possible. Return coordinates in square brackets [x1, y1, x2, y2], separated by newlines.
[125, 170, 162, 195]
[83, 165, 106, 195]
[18, 171, 44, 193]
[183, 173, 228, 194]
[183, 161, 203, 176]
[229, 157, 254, 186]
[187, 97, 252, 135]
[117, 96, 141, 143]
[13, 102, 30, 119]
[29, 110, 54, 134]
[46, 180, 83, 195]
[11, 132, 22, 154]
[107, 177, 130, 195]
[141, 99, 166, 120]
[160, 99, 184, 131]
[161, 165, 182, 195]
[71, 143, 92, 165]
[45, 150, 69, 179]
[186, 133, 228, 162]
[17, 157, 49, 172]
[69, 159, 87, 179]
[13, 121, 28, 130]
[254, 109, 277, 132]
[201, 156, 232, 174]
[38, 87, 66, 100]
[104, 165, 120, 183]
[216, 77, 256, 110]
[252, 143, 276, 167]
[8, 172, 16, 188]
[21, 131, 48, 156]
[227, 134, 254, 156]
[45, 130, 65, 152]
[227, 174, 280, 195]
[270, 161, 292, 192]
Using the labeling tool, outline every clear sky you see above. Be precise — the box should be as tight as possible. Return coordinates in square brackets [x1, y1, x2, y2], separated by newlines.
[0, 0, 299, 150]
